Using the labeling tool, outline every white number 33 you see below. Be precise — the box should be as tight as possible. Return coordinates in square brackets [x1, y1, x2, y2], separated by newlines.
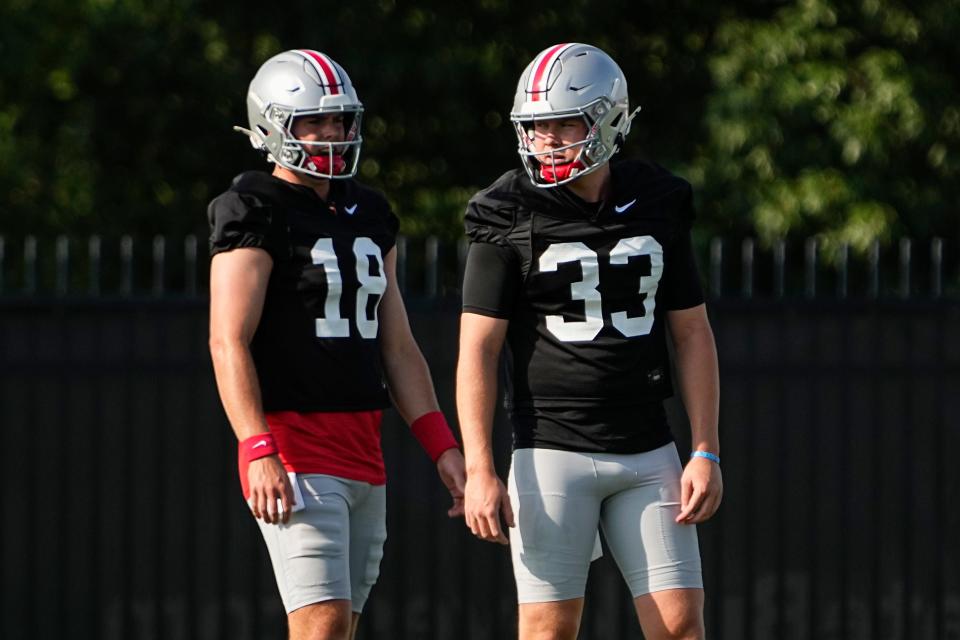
[538, 236, 663, 342]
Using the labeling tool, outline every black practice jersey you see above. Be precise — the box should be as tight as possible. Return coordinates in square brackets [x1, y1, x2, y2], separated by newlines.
[208, 171, 398, 412]
[462, 160, 704, 453]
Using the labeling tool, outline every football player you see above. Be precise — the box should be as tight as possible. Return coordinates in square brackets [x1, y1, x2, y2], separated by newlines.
[207, 49, 466, 640]
[457, 43, 722, 640]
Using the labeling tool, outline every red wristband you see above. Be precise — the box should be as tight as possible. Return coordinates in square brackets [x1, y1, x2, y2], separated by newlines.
[410, 411, 459, 462]
[240, 433, 279, 463]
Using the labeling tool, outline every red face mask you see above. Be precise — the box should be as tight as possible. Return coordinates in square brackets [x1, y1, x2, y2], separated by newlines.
[539, 160, 586, 184]
[307, 154, 346, 175]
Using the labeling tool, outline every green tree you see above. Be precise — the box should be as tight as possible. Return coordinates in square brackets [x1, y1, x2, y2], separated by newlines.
[688, 0, 960, 255]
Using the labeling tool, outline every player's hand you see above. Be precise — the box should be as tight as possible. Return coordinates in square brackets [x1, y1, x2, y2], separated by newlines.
[464, 469, 514, 545]
[676, 455, 723, 524]
[436, 448, 467, 518]
[247, 455, 294, 525]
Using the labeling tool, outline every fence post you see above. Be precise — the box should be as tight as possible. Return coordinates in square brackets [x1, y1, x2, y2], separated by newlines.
[425, 235, 438, 299]
[24, 235, 37, 294]
[899, 238, 912, 299]
[741, 238, 754, 299]
[710, 238, 723, 298]
[774, 239, 786, 299]
[804, 237, 817, 299]
[185, 235, 198, 297]
[88, 236, 101, 297]
[55, 235, 69, 297]
[121, 235, 134, 297]
[837, 243, 849, 299]
[153, 235, 166, 297]
[868, 240, 880, 299]
[931, 238, 942, 299]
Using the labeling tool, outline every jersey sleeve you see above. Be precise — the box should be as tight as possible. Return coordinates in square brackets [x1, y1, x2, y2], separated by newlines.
[207, 191, 284, 259]
[462, 191, 523, 317]
[462, 241, 522, 318]
[382, 207, 400, 251]
[464, 195, 515, 246]
[659, 189, 705, 310]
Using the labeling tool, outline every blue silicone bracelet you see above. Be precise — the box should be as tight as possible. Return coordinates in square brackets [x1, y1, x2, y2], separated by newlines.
[691, 451, 720, 465]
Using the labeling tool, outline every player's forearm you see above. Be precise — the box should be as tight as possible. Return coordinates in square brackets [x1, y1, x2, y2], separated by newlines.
[456, 349, 500, 474]
[382, 340, 440, 424]
[673, 325, 720, 453]
[209, 337, 271, 441]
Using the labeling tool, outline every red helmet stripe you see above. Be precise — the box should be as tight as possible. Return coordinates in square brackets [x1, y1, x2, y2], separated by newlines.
[529, 43, 571, 102]
[298, 49, 342, 95]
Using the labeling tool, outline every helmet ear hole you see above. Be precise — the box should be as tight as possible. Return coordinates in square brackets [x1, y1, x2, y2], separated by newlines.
[609, 112, 623, 128]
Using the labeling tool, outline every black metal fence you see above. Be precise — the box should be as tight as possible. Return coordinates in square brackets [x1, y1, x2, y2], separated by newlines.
[1, 236, 957, 639]
[0, 233, 956, 300]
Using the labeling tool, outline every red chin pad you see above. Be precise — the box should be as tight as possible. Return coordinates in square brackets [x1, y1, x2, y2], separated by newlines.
[539, 160, 586, 183]
[307, 154, 346, 175]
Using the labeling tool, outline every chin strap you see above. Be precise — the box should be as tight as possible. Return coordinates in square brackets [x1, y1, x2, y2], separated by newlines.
[539, 160, 586, 184]
[307, 154, 346, 175]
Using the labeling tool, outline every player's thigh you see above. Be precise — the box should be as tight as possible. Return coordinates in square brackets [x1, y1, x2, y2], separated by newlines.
[518, 598, 584, 640]
[599, 443, 702, 598]
[508, 448, 602, 604]
[257, 476, 353, 613]
[633, 588, 704, 640]
[346, 483, 387, 614]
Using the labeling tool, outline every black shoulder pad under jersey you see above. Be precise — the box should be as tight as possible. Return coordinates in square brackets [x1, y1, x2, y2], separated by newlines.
[464, 170, 532, 245]
[207, 185, 284, 259]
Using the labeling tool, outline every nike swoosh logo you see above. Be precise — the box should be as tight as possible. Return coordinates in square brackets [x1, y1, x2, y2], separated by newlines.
[252, 440, 268, 449]
[345, 204, 358, 215]
[614, 199, 637, 213]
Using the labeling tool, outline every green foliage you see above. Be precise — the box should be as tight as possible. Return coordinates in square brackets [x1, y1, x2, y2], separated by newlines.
[0, 0, 956, 252]
[688, 0, 960, 254]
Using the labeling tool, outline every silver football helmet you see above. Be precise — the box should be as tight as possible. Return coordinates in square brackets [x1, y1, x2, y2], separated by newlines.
[235, 49, 363, 179]
[510, 43, 640, 187]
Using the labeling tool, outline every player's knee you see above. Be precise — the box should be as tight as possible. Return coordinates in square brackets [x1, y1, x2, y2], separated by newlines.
[658, 610, 704, 640]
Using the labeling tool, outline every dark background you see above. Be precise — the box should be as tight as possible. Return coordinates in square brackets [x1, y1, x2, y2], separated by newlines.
[1, 288, 957, 639]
